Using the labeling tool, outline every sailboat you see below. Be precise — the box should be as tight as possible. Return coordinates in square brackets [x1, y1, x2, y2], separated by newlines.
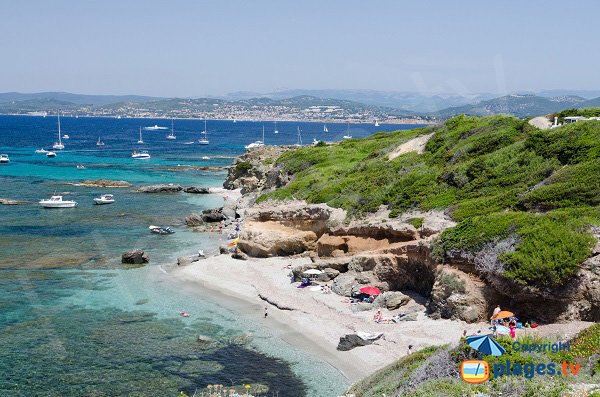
[245, 125, 265, 149]
[52, 112, 65, 150]
[296, 127, 303, 146]
[198, 119, 209, 145]
[167, 119, 176, 140]
[323, 124, 328, 133]
[96, 137, 105, 146]
[274, 121, 279, 134]
[137, 127, 144, 144]
[343, 122, 352, 140]
[374, 119, 380, 127]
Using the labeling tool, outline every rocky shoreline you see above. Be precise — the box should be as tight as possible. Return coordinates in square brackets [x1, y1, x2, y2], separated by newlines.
[195, 144, 600, 325]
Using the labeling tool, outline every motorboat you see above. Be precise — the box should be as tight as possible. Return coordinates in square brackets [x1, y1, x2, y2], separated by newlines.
[62, 134, 70, 139]
[144, 125, 168, 130]
[149, 225, 175, 235]
[39, 195, 77, 208]
[201, 156, 210, 160]
[0, 154, 9, 163]
[46, 151, 57, 158]
[52, 112, 65, 150]
[35, 148, 48, 153]
[93, 194, 115, 205]
[131, 150, 151, 159]
[96, 137, 105, 146]
[198, 120, 209, 145]
[342, 135, 352, 140]
[76, 165, 86, 170]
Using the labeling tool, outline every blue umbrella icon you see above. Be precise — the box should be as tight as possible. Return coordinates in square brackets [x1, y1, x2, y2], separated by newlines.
[466, 335, 506, 356]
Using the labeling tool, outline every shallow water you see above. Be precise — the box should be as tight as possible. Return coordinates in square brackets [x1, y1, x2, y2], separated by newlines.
[0, 115, 421, 396]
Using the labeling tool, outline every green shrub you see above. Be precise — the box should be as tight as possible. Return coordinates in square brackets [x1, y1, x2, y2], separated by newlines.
[438, 272, 466, 294]
[407, 217, 424, 229]
[235, 161, 252, 172]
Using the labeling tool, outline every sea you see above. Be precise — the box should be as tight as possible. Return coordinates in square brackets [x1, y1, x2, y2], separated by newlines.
[0, 115, 422, 397]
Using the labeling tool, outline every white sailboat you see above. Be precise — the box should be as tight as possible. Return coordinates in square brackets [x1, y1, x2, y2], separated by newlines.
[198, 119, 209, 145]
[137, 127, 144, 144]
[96, 137, 105, 146]
[245, 125, 265, 149]
[374, 119, 380, 127]
[52, 112, 65, 150]
[274, 121, 279, 134]
[296, 127, 303, 146]
[343, 122, 352, 140]
[167, 119, 176, 140]
[323, 124, 328, 133]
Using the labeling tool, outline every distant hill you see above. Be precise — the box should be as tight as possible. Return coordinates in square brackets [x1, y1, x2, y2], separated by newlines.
[0, 92, 163, 106]
[432, 94, 589, 118]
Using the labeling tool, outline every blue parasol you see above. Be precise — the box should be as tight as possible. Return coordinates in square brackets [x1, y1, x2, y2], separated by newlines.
[466, 335, 506, 356]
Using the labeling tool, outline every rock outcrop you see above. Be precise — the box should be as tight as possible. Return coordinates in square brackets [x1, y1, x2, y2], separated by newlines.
[237, 221, 317, 257]
[184, 186, 210, 194]
[74, 180, 132, 188]
[122, 250, 149, 264]
[137, 184, 183, 193]
[223, 146, 292, 194]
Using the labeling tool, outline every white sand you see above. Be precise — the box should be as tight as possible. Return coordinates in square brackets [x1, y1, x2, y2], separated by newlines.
[169, 255, 487, 382]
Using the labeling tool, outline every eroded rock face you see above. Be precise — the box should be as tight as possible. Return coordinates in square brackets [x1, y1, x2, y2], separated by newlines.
[428, 268, 489, 323]
[330, 220, 418, 242]
[237, 221, 317, 257]
[245, 201, 345, 236]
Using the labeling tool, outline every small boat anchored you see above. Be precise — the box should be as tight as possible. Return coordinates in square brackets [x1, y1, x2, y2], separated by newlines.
[53, 112, 65, 150]
[149, 225, 175, 235]
[245, 125, 265, 149]
[137, 127, 144, 144]
[62, 134, 70, 139]
[166, 119, 176, 140]
[35, 148, 48, 153]
[39, 195, 77, 208]
[274, 121, 279, 134]
[96, 137, 105, 146]
[324, 124, 328, 133]
[131, 150, 151, 159]
[46, 151, 57, 158]
[374, 119, 380, 127]
[343, 122, 352, 140]
[0, 154, 9, 163]
[144, 124, 168, 130]
[93, 194, 115, 205]
[198, 119, 209, 145]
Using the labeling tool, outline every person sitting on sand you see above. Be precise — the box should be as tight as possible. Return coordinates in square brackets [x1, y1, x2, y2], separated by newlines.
[373, 309, 383, 323]
[490, 305, 501, 326]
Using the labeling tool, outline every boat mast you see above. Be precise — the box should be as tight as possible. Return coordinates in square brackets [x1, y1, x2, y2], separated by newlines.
[297, 127, 302, 145]
[57, 111, 62, 144]
[262, 125, 265, 144]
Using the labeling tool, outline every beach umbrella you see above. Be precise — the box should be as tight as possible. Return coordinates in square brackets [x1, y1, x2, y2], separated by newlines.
[359, 286, 382, 296]
[466, 335, 506, 356]
[303, 269, 323, 275]
[495, 310, 514, 319]
[227, 238, 239, 247]
[495, 325, 510, 335]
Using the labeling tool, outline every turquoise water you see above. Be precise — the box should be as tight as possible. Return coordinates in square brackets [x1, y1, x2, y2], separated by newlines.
[0, 115, 422, 396]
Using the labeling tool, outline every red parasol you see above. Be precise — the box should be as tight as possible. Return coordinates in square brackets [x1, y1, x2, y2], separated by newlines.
[359, 286, 382, 296]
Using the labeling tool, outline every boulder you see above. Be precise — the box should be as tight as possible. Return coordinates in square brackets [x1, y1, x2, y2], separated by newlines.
[231, 249, 248, 261]
[222, 203, 237, 219]
[332, 273, 359, 297]
[394, 312, 418, 321]
[121, 250, 149, 264]
[185, 213, 204, 227]
[317, 268, 340, 282]
[184, 186, 210, 194]
[313, 257, 351, 272]
[237, 221, 317, 257]
[201, 208, 225, 223]
[337, 333, 384, 351]
[351, 302, 375, 313]
[137, 184, 183, 193]
[427, 269, 488, 323]
[373, 291, 411, 310]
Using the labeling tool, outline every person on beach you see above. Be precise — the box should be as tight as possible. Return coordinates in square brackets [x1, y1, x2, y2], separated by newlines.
[373, 309, 383, 323]
[491, 305, 501, 326]
[509, 318, 517, 339]
[264, 307, 268, 319]
[407, 345, 413, 355]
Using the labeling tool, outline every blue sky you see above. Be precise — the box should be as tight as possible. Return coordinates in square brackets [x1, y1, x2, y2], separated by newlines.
[1, 0, 598, 97]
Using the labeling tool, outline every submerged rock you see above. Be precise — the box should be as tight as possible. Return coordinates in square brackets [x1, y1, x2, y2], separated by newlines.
[185, 213, 204, 227]
[75, 179, 132, 188]
[121, 250, 149, 264]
